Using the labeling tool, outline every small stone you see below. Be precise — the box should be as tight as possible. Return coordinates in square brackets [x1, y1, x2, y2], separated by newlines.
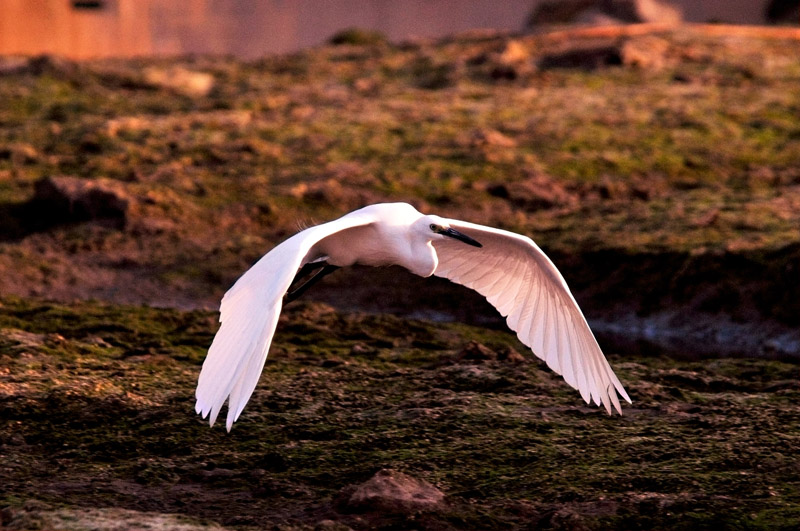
[143, 66, 215, 97]
[469, 128, 517, 148]
[455, 341, 496, 362]
[350, 343, 376, 356]
[498, 346, 526, 364]
[345, 469, 445, 514]
[498, 40, 531, 65]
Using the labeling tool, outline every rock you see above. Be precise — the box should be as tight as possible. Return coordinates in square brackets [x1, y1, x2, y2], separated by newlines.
[32, 175, 135, 227]
[498, 346, 527, 364]
[499, 40, 531, 65]
[464, 128, 520, 163]
[529, 0, 682, 27]
[344, 469, 445, 514]
[143, 66, 215, 97]
[469, 128, 517, 148]
[350, 343, 377, 356]
[455, 341, 497, 361]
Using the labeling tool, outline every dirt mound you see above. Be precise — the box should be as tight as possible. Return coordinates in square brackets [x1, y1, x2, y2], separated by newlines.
[32, 175, 135, 228]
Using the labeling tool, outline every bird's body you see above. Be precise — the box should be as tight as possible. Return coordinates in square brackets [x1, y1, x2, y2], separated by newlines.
[196, 202, 631, 431]
[312, 203, 442, 276]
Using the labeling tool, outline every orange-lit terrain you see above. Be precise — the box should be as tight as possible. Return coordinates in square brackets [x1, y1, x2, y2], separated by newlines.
[1, 22, 799, 531]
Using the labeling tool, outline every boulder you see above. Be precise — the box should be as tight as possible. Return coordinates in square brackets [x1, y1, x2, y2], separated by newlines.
[344, 469, 445, 513]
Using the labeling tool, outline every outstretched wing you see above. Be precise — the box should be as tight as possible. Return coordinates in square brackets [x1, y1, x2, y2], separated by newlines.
[195, 214, 375, 431]
[433, 220, 631, 414]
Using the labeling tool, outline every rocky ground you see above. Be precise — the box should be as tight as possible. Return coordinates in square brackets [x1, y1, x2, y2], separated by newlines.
[1, 24, 800, 530]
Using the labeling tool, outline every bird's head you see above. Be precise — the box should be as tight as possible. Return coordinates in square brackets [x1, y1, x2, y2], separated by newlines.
[419, 215, 482, 248]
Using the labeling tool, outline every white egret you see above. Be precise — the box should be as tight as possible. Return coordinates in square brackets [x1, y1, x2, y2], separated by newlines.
[196, 202, 631, 430]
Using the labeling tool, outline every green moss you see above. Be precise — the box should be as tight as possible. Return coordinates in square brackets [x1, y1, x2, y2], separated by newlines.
[1, 297, 799, 529]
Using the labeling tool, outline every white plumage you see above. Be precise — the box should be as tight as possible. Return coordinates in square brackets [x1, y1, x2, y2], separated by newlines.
[195, 202, 631, 431]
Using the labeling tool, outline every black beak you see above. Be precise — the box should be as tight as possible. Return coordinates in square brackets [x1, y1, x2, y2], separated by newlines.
[441, 227, 482, 248]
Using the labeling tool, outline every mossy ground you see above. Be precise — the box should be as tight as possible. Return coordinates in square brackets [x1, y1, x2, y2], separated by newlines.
[1, 25, 800, 530]
[1, 27, 799, 310]
[1, 297, 799, 530]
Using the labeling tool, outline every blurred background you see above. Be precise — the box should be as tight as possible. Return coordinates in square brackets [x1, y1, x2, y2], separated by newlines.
[1, 0, 797, 59]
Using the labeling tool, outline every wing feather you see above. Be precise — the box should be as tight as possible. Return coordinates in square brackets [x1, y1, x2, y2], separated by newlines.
[195, 213, 376, 430]
[492, 258, 524, 316]
[513, 268, 538, 346]
[433, 220, 631, 414]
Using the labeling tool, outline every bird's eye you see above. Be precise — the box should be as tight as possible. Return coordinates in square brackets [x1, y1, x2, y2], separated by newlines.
[429, 224, 438, 232]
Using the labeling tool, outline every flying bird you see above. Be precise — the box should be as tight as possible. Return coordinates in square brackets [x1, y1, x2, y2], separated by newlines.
[196, 202, 631, 430]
